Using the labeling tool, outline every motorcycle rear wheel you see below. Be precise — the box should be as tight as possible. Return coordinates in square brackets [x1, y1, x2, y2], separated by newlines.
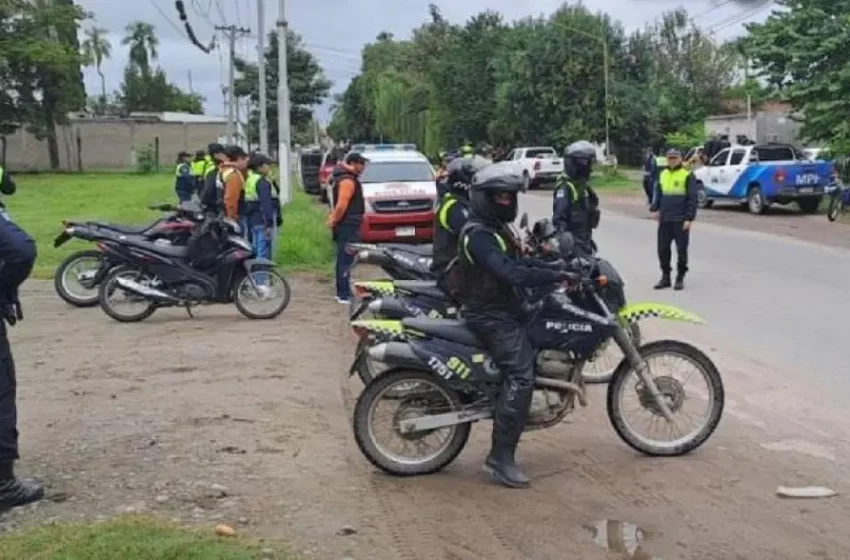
[607, 340, 724, 456]
[234, 270, 291, 319]
[98, 266, 158, 323]
[353, 369, 471, 476]
[54, 250, 106, 307]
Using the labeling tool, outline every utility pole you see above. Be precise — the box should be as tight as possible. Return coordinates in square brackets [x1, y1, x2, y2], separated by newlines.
[257, 0, 269, 154]
[188, 70, 194, 95]
[215, 24, 250, 145]
[277, 0, 292, 204]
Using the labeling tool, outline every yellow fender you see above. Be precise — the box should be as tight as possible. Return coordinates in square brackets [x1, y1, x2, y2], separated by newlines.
[353, 280, 395, 297]
[351, 319, 405, 337]
[617, 302, 705, 325]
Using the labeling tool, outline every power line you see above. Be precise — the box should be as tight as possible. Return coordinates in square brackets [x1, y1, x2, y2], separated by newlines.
[175, 0, 216, 53]
[146, 0, 187, 37]
[709, 0, 773, 33]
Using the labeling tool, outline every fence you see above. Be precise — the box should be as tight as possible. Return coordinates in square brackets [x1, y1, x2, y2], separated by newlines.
[0, 119, 227, 172]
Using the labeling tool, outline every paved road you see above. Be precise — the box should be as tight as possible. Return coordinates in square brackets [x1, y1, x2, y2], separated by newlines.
[521, 192, 849, 409]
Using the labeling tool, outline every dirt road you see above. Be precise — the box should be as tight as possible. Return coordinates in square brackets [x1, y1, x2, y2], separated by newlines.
[0, 271, 848, 559]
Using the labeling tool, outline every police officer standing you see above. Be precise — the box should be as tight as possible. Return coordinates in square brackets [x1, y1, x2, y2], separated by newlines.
[0, 166, 44, 511]
[454, 163, 573, 488]
[191, 149, 207, 196]
[174, 151, 194, 205]
[650, 148, 698, 290]
[431, 156, 484, 296]
[326, 152, 368, 304]
[552, 141, 600, 257]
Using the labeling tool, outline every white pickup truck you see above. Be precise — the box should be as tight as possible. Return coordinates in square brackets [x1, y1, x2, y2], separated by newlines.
[504, 146, 563, 189]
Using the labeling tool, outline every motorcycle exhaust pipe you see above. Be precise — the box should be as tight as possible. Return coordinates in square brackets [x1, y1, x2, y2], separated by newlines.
[367, 342, 422, 367]
[368, 297, 410, 320]
[115, 276, 178, 302]
[536, 377, 587, 407]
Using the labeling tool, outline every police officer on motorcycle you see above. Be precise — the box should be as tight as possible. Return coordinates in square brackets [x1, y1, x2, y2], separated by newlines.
[432, 156, 487, 295]
[0, 175, 44, 511]
[453, 163, 574, 488]
[552, 141, 600, 256]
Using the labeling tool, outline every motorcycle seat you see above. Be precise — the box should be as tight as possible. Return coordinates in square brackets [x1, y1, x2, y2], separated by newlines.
[88, 220, 156, 234]
[383, 243, 433, 256]
[394, 280, 444, 299]
[120, 235, 189, 258]
[402, 317, 480, 347]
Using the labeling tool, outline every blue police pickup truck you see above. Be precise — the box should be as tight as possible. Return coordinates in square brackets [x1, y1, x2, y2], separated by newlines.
[692, 143, 835, 214]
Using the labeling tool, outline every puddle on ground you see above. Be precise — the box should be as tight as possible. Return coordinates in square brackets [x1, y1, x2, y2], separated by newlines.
[586, 519, 662, 559]
[759, 439, 836, 462]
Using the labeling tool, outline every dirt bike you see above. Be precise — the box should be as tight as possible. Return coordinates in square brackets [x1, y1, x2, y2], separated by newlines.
[96, 217, 290, 322]
[349, 216, 640, 386]
[52, 204, 200, 307]
[349, 242, 724, 476]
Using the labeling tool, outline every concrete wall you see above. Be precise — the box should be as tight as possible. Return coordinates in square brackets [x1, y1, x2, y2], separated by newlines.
[1, 119, 227, 171]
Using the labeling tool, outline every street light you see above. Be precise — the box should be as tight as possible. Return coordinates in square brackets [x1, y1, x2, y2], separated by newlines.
[556, 23, 611, 161]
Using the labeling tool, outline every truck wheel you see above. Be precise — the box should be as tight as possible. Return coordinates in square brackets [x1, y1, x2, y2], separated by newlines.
[798, 197, 821, 214]
[696, 182, 714, 209]
[747, 186, 767, 215]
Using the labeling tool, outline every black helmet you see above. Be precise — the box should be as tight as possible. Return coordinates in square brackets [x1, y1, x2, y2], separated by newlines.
[445, 155, 488, 198]
[208, 142, 225, 156]
[563, 140, 596, 179]
[469, 162, 523, 225]
[530, 218, 556, 242]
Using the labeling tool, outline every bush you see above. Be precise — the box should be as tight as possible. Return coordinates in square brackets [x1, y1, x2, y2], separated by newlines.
[135, 144, 157, 175]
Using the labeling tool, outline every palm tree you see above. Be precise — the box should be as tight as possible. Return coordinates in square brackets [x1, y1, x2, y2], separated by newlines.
[81, 26, 112, 104]
[122, 21, 158, 74]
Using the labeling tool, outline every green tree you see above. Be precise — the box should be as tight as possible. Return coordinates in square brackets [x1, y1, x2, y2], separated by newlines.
[1, 0, 87, 168]
[743, 0, 850, 151]
[122, 21, 158, 73]
[81, 25, 112, 109]
[233, 29, 331, 148]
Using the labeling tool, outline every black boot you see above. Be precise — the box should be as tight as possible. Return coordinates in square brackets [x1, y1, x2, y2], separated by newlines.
[484, 380, 533, 489]
[654, 271, 671, 290]
[0, 462, 44, 512]
[674, 266, 687, 290]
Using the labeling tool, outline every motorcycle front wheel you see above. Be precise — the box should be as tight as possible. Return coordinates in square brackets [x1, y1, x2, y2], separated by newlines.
[98, 266, 158, 323]
[607, 340, 724, 457]
[827, 192, 843, 222]
[353, 369, 471, 476]
[54, 250, 107, 307]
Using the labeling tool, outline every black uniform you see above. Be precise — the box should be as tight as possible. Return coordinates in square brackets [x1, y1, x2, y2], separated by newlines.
[651, 165, 698, 289]
[0, 173, 44, 511]
[552, 176, 599, 257]
[453, 163, 568, 488]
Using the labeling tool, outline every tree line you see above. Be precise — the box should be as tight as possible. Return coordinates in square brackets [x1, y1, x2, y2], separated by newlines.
[327, 2, 842, 164]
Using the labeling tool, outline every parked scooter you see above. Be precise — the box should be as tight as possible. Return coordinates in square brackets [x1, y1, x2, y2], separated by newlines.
[96, 216, 290, 322]
[53, 204, 200, 307]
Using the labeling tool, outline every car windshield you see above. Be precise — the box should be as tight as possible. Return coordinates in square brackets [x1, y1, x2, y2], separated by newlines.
[753, 145, 797, 162]
[360, 161, 434, 183]
[526, 148, 556, 158]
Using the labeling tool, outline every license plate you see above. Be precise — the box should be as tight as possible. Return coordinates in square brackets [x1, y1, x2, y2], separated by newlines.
[395, 226, 415, 237]
[799, 187, 813, 194]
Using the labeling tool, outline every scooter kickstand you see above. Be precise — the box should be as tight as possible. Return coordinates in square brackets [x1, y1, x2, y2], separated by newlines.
[184, 303, 194, 318]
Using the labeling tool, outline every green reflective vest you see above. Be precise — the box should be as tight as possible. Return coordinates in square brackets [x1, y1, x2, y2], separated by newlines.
[462, 229, 507, 263]
[191, 160, 206, 177]
[203, 155, 218, 177]
[437, 193, 458, 231]
[244, 171, 261, 201]
[556, 176, 581, 202]
[658, 167, 690, 195]
[175, 162, 190, 177]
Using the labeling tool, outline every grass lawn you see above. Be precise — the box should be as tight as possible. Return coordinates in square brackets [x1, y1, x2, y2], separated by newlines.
[6, 173, 333, 279]
[0, 516, 292, 560]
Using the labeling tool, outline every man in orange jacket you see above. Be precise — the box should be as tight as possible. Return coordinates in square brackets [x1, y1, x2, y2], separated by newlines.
[220, 145, 249, 238]
[326, 152, 368, 304]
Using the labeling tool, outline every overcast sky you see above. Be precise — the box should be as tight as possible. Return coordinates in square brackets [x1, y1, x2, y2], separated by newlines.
[75, 0, 773, 123]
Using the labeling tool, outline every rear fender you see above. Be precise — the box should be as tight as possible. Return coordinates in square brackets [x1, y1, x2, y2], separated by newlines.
[353, 280, 395, 299]
[350, 319, 406, 341]
[617, 302, 705, 326]
[243, 257, 277, 273]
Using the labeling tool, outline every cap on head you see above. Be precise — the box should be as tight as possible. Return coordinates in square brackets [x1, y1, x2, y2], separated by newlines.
[178, 150, 191, 159]
[208, 143, 225, 155]
[248, 152, 273, 169]
[666, 148, 682, 158]
[345, 152, 369, 165]
[195, 149, 206, 158]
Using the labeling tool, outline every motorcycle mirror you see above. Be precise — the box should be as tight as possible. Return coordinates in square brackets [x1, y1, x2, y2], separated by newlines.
[558, 232, 575, 257]
[519, 213, 529, 229]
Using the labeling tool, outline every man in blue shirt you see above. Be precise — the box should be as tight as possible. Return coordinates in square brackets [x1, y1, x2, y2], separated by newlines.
[244, 153, 278, 279]
[174, 151, 194, 204]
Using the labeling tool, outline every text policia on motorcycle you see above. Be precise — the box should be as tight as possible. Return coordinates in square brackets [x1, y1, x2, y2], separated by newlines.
[346, 149, 723, 490]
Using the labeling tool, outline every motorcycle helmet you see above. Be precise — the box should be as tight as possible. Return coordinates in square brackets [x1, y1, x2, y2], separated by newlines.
[469, 161, 524, 224]
[445, 155, 489, 199]
[563, 140, 596, 180]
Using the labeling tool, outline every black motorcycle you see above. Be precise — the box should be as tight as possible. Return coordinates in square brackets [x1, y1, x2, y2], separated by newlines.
[53, 204, 200, 308]
[96, 217, 290, 322]
[349, 234, 724, 476]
